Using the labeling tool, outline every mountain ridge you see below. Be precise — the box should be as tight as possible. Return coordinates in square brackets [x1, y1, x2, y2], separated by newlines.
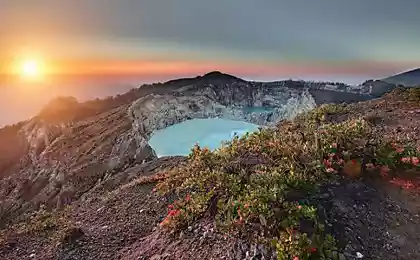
[382, 68, 420, 86]
[1, 72, 419, 259]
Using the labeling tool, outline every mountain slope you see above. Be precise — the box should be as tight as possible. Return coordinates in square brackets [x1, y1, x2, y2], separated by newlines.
[0, 72, 376, 228]
[1, 72, 403, 260]
[382, 68, 420, 86]
[1, 88, 420, 259]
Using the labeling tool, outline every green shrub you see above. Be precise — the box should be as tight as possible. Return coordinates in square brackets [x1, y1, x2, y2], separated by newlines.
[154, 101, 420, 259]
[0, 206, 80, 246]
[156, 116, 373, 259]
[406, 87, 420, 102]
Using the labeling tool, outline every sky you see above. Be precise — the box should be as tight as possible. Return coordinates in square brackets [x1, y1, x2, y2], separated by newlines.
[1, 0, 420, 80]
[0, 0, 420, 125]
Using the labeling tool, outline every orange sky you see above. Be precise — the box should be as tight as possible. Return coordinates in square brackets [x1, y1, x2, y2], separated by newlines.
[2, 58, 414, 82]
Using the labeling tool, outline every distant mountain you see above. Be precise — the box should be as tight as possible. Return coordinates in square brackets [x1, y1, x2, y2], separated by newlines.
[382, 68, 420, 86]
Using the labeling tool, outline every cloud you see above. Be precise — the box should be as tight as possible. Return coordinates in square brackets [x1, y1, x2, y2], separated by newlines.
[1, 0, 420, 71]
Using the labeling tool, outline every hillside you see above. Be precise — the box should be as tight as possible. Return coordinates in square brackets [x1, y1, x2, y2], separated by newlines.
[382, 68, 420, 86]
[1, 73, 420, 260]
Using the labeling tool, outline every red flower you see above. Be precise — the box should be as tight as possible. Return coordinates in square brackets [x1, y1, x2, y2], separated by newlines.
[185, 194, 191, 202]
[401, 157, 411, 163]
[297, 205, 302, 209]
[331, 143, 338, 148]
[351, 159, 357, 165]
[293, 257, 299, 260]
[380, 166, 390, 177]
[396, 147, 404, 154]
[323, 159, 332, 167]
[244, 204, 250, 209]
[309, 247, 317, 253]
[168, 209, 181, 217]
[168, 204, 174, 210]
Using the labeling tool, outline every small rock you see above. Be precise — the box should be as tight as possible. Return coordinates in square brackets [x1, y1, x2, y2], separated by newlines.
[356, 252, 364, 258]
[319, 193, 330, 199]
[29, 253, 36, 258]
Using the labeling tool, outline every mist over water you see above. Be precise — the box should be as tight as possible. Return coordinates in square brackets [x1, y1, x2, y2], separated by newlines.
[149, 118, 260, 157]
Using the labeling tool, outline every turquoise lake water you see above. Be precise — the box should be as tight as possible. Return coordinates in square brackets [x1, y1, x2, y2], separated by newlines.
[148, 118, 260, 157]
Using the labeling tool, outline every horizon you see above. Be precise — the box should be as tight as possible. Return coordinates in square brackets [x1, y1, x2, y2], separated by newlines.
[1, 0, 420, 126]
[0, 71, 374, 127]
[2, 1, 420, 80]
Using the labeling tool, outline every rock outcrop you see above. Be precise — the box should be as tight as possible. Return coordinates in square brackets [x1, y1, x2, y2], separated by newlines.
[129, 81, 317, 149]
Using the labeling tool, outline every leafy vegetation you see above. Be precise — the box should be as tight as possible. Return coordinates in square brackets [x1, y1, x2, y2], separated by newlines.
[0, 206, 81, 246]
[154, 102, 420, 260]
[405, 87, 420, 102]
[299, 103, 348, 125]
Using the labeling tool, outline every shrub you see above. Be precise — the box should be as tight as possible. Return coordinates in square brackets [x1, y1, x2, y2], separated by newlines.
[299, 103, 348, 125]
[155, 103, 420, 259]
[156, 115, 373, 259]
[0, 206, 80, 246]
[406, 87, 420, 102]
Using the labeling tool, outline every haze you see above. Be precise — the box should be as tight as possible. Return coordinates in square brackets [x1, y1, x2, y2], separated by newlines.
[1, 0, 420, 126]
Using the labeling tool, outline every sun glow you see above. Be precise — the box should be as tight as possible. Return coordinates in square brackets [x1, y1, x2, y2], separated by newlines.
[19, 59, 44, 80]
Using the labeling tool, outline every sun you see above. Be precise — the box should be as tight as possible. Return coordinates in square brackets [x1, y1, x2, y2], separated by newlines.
[20, 59, 43, 79]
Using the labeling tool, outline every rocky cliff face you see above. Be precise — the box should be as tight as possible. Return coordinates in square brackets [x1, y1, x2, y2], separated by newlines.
[128, 81, 317, 142]
[0, 72, 371, 227]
